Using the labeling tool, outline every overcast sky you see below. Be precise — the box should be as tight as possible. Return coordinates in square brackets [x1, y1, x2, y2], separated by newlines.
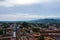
[0, 0, 60, 21]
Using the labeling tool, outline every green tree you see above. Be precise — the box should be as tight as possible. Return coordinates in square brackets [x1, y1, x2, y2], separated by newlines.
[39, 35, 45, 40]
[0, 30, 3, 35]
[32, 28, 40, 32]
[2, 23, 9, 35]
[22, 22, 29, 28]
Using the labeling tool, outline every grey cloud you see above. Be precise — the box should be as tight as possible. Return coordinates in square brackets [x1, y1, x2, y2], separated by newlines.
[0, 2, 60, 16]
[0, 0, 5, 1]
[0, 4, 40, 14]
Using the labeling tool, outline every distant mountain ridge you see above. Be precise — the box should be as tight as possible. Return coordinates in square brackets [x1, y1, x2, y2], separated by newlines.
[0, 18, 60, 24]
[28, 19, 60, 23]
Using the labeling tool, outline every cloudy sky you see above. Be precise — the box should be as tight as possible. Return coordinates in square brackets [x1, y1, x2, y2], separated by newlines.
[0, 0, 60, 21]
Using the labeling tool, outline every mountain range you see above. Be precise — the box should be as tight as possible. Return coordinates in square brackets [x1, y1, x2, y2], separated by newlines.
[27, 18, 60, 23]
[0, 18, 60, 24]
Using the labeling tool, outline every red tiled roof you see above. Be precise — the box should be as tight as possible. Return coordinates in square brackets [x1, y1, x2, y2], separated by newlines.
[40, 30, 60, 33]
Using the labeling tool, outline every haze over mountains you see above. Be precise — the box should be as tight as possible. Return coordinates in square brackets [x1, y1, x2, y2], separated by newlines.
[0, 18, 60, 24]
[27, 18, 60, 23]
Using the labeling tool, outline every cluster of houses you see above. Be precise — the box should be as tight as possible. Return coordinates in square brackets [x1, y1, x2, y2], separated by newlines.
[0, 23, 60, 40]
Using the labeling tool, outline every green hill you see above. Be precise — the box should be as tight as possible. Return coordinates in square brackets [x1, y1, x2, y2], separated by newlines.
[28, 19, 60, 24]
